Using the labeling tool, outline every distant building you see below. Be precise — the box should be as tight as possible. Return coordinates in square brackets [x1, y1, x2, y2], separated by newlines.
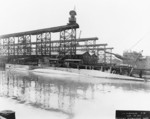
[91, 54, 98, 65]
[122, 51, 150, 69]
[123, 51, 142, 67]
[51, 51, 99, 66]
[136, 56, 150, 69]
[74, 51, 98, 65]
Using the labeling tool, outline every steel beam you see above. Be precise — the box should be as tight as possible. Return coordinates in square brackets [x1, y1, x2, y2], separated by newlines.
[29, 44, 109, 50]
[0, 24, 79, 39]
[76, 47, 114, 51]
[1, 37, 98, 46]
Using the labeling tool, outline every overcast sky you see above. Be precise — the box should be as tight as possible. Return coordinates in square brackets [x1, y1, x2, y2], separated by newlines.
[0, 0, 150, 56]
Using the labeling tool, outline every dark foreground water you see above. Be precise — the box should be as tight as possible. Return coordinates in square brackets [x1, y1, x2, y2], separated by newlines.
[0, 68, 150, 119]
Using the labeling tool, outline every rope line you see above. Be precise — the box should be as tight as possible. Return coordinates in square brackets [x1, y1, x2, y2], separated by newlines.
[128, 31, 150, 50]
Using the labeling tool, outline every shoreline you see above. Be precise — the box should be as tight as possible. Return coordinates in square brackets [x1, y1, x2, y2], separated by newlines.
[32, 67, 144, 81]
[5, 64, 145, 81]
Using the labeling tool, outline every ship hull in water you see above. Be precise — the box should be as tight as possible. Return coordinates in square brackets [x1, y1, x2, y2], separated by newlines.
[5, 63, 146, 82]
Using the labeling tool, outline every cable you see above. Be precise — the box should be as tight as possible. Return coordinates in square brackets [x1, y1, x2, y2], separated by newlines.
[128, 31, 150, 50]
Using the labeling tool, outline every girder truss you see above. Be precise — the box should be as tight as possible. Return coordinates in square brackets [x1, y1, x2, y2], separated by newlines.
[0, 26, 112, 64]
[59, 29, 76, 57]
[0, 27, 78, 58]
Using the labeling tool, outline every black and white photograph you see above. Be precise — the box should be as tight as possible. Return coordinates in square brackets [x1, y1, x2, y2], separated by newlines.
[0, 0, 150, 119]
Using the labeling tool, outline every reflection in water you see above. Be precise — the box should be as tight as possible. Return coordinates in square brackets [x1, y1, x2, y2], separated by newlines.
[0, 70, 95, 117]
[0, 69, 150, 119]
[96, 80, 150, 92]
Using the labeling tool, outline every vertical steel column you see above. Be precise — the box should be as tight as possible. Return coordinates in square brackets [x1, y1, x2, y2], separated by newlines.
[71, 28, 77, 56]
[85, 40, 88, 52]
[13, 37, 15, 56]
[51, 42, 54, 52]
[23, 36, 26, 56]
[44, 33, 46, 55]
[17, 37, 19, 56]
[40, 33, 43, 56]
[96, 47, 99, 56]
[92, 39, 96, 54]
[7, 37, 11, 62]
[0, 39, 3, 56]
[70, 30, 73, 56]
[9, 37, 12, 56]
[63, 30, 66, 56]
[59, 30, 65, 56]
[45, 32, 51, 56]
[42, 33, 48, 56]
[30, 35, 31, 55]
[103, 46, 106, 63]
[18, 36, 24, 56]
[3, 38, 7, 56]
[74, 29, 77, 55]
[7, 38, 10, 56]
[18, 37, 20, 56]
[36, 34, 42, 56]
[36, 35, 37, 56]
[9, 37, 15, 57]
[41, 33, 44, 56]
[44, 33, 49, 56]
[49, 32, 51, 56]
[24, 35, 31, 55]
[110, 49, 112, 64]
[105, 49, 109, 64]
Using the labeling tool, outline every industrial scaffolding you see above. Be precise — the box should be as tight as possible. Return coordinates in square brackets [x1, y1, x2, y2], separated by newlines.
[0, 10, 113, 64]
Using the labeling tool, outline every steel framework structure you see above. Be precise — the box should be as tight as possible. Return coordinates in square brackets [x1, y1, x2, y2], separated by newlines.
[0, 10, 113, 64]
[0, 10, 79, 61]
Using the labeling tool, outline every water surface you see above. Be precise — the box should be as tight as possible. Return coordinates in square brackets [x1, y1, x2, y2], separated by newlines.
[0, 68, 150, 119]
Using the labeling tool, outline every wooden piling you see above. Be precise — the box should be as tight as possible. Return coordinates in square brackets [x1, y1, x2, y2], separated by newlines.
[0, 110, 15, 119]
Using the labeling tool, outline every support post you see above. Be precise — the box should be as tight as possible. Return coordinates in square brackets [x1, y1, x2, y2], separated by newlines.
[103, 45, 106, 63]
